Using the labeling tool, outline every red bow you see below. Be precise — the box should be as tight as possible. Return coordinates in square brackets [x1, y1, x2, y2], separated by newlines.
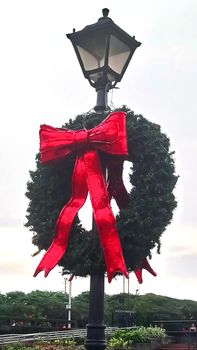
[34, 112, 129, 282]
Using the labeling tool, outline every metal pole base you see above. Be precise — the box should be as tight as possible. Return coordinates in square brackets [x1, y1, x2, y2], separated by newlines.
[85, 323, 106, 350]
[85, 274, 107, 350]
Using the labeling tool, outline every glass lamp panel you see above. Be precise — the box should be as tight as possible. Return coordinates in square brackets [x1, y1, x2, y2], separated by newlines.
[76, 32, 107, 71]
[108, 35, 130, 74]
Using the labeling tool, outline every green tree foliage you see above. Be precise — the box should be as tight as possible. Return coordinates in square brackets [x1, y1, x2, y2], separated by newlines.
[0, 291, 67, 321]
[71, 291, 89, 327]
[0, 291, 197, 328]
[25, 291, 67, 319]
[25, 107, 178, 277]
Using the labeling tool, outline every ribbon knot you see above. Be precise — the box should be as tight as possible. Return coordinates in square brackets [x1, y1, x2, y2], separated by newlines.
[73, 129, 89, 151]
[34, 112, 129, 282]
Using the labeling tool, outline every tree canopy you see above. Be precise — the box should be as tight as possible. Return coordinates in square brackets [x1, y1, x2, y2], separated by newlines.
[0, 291, 197, 328]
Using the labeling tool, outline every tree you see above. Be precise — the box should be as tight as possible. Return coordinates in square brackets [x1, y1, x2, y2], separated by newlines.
[72, 291, 90, 327]
[0, 291, 197, 328]
[25, 291, 67, 319]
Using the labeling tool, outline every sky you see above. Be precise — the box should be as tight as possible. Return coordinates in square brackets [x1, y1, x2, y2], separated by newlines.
[0, 0, 196, 301]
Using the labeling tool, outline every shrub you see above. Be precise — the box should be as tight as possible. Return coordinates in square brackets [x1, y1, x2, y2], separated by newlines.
[108, 326, 166, 348]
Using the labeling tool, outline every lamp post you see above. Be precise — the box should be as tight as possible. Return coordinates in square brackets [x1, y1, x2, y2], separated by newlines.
[67, 9, 141, 350]
[67, 8, 141, 112]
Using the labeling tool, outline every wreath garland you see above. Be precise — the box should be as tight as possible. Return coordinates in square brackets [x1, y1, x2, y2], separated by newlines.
[25, 106, 178, 279]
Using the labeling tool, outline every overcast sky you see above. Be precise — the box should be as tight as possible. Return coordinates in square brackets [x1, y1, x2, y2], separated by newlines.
[0, 0, 196, 301]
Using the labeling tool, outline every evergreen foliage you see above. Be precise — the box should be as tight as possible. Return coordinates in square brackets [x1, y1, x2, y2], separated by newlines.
[25, 107, 178, 276]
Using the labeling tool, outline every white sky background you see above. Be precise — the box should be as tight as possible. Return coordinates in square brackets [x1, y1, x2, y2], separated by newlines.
[0, 0, 196, 301]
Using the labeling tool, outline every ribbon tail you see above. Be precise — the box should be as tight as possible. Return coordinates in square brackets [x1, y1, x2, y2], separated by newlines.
[34, 156, 88, 277]
[134, 258, 157, 284]
[134, 269, 143, 284]
[142, 258, 157, 277]
[107, 159, 129, 209]
[33, 242, 66, 278]
[84, 150, 128, 283]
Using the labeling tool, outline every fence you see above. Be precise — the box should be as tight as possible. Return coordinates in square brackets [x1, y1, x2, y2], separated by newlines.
[0, 327, 119, 345]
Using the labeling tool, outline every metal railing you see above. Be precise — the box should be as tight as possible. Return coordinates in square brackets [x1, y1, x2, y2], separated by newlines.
[0, 327, 119, 345]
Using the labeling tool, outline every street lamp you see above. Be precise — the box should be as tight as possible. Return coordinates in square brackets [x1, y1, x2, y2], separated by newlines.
[67, 8, 141, 112]
[67, 9, 141, 350]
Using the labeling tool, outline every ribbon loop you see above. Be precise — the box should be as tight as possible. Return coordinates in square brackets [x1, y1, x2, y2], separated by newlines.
[35, 112, 129, 282]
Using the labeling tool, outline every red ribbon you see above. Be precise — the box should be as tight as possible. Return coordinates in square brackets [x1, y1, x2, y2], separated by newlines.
[34, 112, 129, 282]
[134, 258, 157, 284]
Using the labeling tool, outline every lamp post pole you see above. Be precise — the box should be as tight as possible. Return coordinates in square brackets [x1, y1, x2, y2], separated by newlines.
[85, 92, 108, 350]
[67, 9, 141, 350]
[94, 81, 110, 112]
[85, 273, 106, 350]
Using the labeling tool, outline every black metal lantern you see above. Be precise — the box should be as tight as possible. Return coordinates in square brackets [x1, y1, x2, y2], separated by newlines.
[67, 9, 141, 111]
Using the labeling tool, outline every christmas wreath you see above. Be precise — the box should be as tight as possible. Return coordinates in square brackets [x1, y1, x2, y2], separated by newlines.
[25, 107, 178, 282]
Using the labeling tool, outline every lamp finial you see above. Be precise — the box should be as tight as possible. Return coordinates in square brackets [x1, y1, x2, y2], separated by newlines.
[102, 8, 109, 17]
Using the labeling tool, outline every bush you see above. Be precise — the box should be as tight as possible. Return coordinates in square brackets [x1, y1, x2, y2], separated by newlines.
[108, 337, 132, 349]
[3, 345, 33, 350]
[2, 340, 80, 350]
[108, 326, 166, 348]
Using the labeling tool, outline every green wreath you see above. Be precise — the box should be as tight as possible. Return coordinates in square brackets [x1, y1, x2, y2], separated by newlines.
[25, 107, 178, 277]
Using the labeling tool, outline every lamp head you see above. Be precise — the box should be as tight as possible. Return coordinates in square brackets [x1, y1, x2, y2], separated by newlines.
[67, 9, 141, 90]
